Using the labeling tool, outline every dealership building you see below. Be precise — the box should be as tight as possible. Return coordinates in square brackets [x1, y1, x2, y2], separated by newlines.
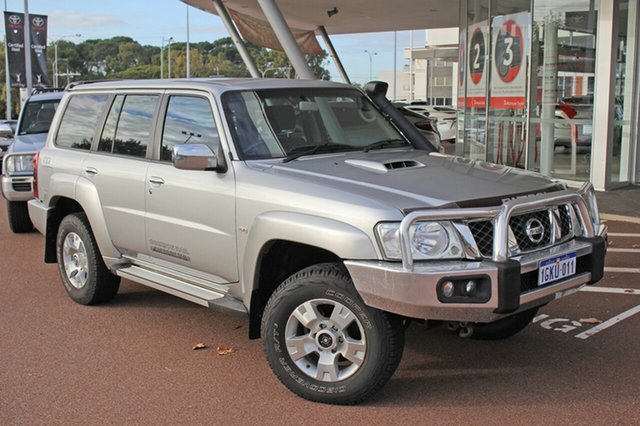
[189, 0, 637, 191]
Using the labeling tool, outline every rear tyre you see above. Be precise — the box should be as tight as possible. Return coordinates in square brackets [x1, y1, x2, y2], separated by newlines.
[56, 212, 120, 305]
[262, 263, 405, 405]
[457, 307, 539, 340]
[7, 201, 33, 233]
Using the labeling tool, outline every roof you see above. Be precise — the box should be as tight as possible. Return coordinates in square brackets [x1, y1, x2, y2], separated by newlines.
[66, 77, 353, 95]
[182, 0, 458, 35]
[28, 91, 64, 102]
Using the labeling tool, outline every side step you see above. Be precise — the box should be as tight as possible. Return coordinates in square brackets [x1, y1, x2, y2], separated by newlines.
[115, 265, 247, 315]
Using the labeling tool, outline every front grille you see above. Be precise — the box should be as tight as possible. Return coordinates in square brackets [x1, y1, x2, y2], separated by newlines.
[510, 210, 552, 252]
[12, 182, 31, 192]
[468, 204, 576, 258]
[468, 220, 493, 256]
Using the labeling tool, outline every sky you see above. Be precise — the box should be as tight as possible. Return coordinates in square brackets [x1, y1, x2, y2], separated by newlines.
[2, 0, 427, 85]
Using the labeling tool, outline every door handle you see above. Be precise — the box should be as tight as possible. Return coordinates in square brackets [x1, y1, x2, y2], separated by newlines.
[149, 176, 165, 185]
[85, 167, 98, 175]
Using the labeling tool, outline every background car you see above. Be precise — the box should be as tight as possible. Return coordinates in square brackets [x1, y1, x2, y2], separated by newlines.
[392, 103, 442, 152]
[1, 90, 62, 233]
[0, 119, 17, 166]
[402, 102, 458, 141]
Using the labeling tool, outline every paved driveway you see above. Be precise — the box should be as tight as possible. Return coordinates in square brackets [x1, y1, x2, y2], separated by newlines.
[0, 207, 638, 424]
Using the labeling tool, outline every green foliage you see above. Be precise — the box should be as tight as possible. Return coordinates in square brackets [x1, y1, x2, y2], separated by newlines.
[0, 35, 331, 117]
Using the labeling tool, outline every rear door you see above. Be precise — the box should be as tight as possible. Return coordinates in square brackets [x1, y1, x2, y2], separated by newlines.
[83, 92, 161, 254]
[144, 91, 238, 283]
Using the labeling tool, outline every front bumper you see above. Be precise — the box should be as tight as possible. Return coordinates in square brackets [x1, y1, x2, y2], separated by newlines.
[346, 182, 607, 323]
[346, 234, 605, 322]
[1, 174, 34, 201]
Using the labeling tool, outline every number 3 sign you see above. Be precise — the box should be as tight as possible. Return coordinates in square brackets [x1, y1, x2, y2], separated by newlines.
[494, 19, 523, 83]
[490, 11, 529, 109]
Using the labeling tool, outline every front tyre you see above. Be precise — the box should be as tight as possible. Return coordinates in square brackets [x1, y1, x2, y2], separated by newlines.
[261, 263, 404, 405]
[56, 212, 120, 305]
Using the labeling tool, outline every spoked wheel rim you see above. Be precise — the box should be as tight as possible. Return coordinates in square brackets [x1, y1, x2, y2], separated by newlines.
[62, 231, 89, 289]
[285, 298, 367, 382]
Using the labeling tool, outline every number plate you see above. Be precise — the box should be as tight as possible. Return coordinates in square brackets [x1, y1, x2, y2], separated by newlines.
[538, 252, 577, 286]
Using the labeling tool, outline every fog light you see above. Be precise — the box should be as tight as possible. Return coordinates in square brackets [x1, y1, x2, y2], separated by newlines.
[442, 281, 455, 298]
[465, 280, 477, 295]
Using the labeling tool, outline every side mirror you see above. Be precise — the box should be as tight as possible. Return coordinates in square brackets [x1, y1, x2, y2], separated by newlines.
[172, 144, 219, 171]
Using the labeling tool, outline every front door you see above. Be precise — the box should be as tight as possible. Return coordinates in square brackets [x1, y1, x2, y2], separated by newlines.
[144, 93, 238, 284]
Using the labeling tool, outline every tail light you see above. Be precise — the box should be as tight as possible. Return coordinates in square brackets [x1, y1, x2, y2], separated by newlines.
[32, 151, 39, 200]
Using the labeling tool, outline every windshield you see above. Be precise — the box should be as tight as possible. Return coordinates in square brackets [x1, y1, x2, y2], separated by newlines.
[222, 88, 409, 160]
[18, 99, 60, 136]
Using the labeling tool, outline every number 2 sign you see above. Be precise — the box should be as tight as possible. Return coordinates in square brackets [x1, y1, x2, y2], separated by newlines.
[469, 27, 486, 85]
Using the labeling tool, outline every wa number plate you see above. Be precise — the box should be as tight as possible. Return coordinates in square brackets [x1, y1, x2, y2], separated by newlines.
[538, 252, 577, 286]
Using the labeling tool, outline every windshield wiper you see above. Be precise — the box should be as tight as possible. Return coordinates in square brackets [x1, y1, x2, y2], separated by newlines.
[282, 143, 353, 163]
[363, 139, 408, 153]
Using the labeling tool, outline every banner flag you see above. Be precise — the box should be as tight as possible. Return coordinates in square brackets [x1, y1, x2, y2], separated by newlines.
[29, 14, 48, 88]
[4, 11, 27, 88]
[3, 11, 48, 88]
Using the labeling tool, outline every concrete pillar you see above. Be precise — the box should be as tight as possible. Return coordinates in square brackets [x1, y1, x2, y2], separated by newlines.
[213, 0, 260, 78]
[316, 26, 349, 84]
[540, 17, 558, 177]
[257, 0, 314, 79]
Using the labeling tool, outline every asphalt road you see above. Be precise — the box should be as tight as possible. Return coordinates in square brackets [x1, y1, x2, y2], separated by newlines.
[1, 205, 639, 424]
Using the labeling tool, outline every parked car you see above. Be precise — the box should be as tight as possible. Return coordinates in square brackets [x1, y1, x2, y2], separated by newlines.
[404, 103, 458, 141]
[392, 103, 441, 151]
[1, 90, 62, 232]
[0, 120, 17, 167]
[553, 95, 622, 154]
[28, 78, 605, 405]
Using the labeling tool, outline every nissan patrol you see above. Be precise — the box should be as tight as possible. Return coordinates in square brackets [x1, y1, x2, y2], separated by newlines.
[28, 79, 606, 404]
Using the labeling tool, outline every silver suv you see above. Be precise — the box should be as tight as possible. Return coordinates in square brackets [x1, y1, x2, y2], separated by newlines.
[1, 91, 62, 232]
[28, 79, 607, 405]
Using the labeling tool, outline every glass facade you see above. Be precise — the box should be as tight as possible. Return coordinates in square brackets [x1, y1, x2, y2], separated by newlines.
[457, 0, 639, 189]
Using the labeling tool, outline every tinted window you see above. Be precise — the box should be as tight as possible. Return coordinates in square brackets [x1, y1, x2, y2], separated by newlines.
[56, 94, 108, 150]
[160, 96, 219, 161]
[18, 99, 60, 135]
[98, 95, 125, 153]
[100, 95, 158, 158]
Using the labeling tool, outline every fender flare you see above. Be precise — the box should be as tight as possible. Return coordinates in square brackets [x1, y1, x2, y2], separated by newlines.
[240, 211, 379, 307]
[48, 173, 121, 261]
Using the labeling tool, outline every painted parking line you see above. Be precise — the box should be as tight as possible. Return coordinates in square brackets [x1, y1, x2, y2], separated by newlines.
[607, 248, 640, 253]
[580, 286, 640, 295]
[607, 232, 640, 237]
[575, 304, 640, 339]
[604, 267, 640, 273]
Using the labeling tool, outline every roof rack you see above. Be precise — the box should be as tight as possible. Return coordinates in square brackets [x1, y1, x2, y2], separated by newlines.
[65, 80, 120, 90]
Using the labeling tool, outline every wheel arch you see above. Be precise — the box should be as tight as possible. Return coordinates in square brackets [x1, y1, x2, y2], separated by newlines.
[243, 212, 379, 339]
[45, 176, 121, 265]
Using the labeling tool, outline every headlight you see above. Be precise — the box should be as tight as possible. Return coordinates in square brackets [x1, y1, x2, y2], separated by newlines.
[5, 154, 35, 174]
[376, 221, 464, 260]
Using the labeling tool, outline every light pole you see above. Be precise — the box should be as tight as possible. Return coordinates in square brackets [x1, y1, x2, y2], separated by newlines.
[52, 34, 81, 87]
[161, 36, 173, 79]
[364, 49, 377, 81]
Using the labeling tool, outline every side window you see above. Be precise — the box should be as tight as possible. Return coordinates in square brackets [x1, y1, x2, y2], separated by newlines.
[160, 96, 219, 162]
[98, 94, 158, 158]
[56, 94, 109, 150]
[98, 95, 125, 153]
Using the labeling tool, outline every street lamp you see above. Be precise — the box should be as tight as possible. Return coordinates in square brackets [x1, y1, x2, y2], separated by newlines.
[364, 49, 377, 81]
[161, 36, 173, 79]
[52, 34, 81, 87]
